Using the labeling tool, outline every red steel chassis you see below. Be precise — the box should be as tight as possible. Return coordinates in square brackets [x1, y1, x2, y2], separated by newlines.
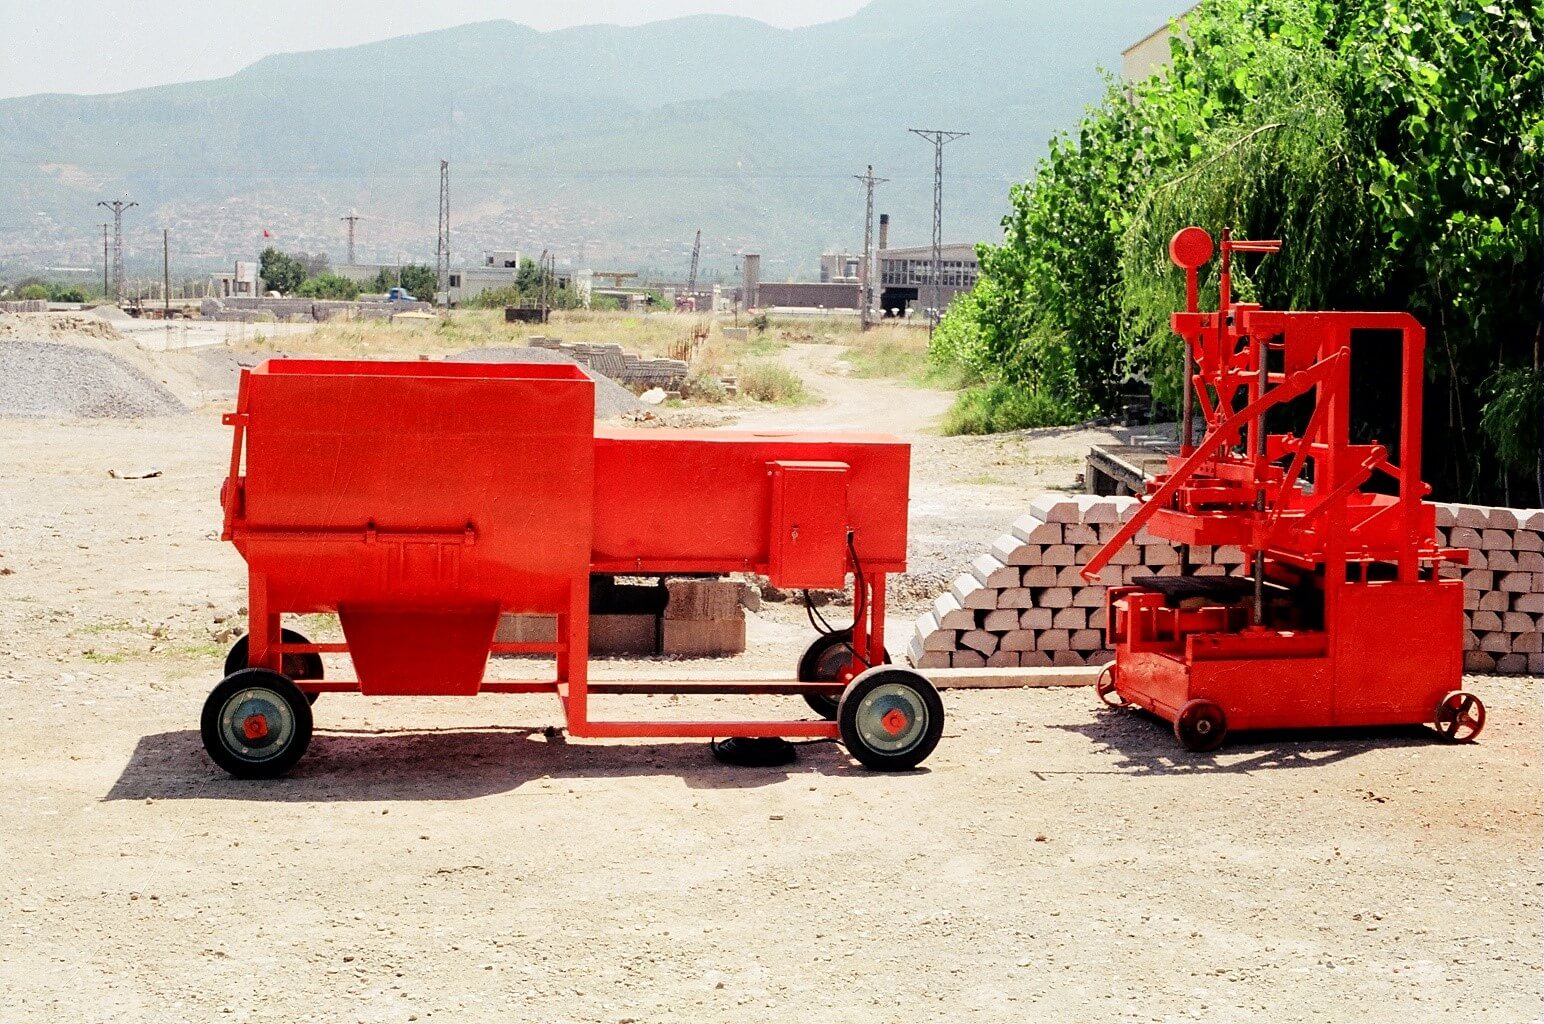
[218, 358, 910, 745]
[1081, 227, 1481, 748]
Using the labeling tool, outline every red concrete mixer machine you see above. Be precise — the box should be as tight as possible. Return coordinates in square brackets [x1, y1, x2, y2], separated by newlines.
[204, 358, 944, 777]
[1082, 227, 1484, 752]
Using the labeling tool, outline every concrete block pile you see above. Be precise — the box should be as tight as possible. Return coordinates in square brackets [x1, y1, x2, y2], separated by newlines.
[907, 494, 1543, 676]
[0, 300, 48, 313]
[198, 297, 434, 322]
[528, 338, 689, 389]
[1438, 505, 1544, 675]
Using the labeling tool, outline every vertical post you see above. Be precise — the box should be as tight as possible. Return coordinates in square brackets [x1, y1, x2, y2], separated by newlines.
[162, 228, 170, 319]
[101, 224, 109, 299]
[436, 160, 450, 307]
[1252, 334, 1269, 625]
[908, 130, 968, 335]
[853, 166, 888, 331]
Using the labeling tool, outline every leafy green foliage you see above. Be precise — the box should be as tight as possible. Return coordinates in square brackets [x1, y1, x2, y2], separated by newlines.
[294, 273, 361, 300]
[469, 260, 584, 311]
[18, 283, 48, 300]
[934, 0, 1543, 501]
[367, 264, 436, 300]
[258, 247, 304, 295]
[942, 382, 1088, 435]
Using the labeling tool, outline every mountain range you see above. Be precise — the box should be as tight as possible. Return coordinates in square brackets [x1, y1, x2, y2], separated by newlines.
[0, 0, 1185, 281]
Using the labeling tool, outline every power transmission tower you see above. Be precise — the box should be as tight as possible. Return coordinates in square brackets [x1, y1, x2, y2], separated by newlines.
[101, 224, 109, 299]
[340, 211, 361, 264]
[436, 160, 450, 306]
[853, 165, 889, 330]
[908, 129, 968, 334]
[687, 230, 702, 295]
[97, 198, 138, 305]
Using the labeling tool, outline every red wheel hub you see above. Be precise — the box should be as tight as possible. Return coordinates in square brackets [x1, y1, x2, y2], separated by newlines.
[880, 708, 910, 736]
[242, 714, 270, 741]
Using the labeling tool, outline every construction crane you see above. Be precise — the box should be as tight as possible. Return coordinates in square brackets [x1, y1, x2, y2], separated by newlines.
[687, 230, 702, 295]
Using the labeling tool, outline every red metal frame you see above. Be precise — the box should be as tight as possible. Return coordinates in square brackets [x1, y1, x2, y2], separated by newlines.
[1081, 228, 1467, 738]
[220, 359, 907, 742]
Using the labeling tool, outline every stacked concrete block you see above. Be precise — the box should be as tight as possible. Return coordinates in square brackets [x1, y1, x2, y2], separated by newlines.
[526, 340, 688, 389]
[1437, 505, 1544, 675]
[906, 494, 1211, 670]
[907, 494, 1544, 676]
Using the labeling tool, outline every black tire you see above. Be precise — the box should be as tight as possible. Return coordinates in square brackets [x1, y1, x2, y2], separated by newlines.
[837, 666, 944, 771]
[201, 668, 313, 779]
[1173, 698, 1228, 753]
[798, 629, 891, 720]
[225, 628, 323, 705]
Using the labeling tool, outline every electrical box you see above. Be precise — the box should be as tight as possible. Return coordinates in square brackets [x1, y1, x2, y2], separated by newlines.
[767, 460, 850, 589]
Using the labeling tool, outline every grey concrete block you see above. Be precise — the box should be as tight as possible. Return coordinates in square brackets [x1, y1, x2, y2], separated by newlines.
[960, 629, 999, 655]
[1012, 515, 1062, 544]
[982, 608, 1020, 632]
[952, 573, 998, 609]
[971, 554, 1020, 590]
[1029, 495, 1080, 523]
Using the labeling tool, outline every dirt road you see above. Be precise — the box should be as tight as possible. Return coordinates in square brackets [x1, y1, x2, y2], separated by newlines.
[0, 333, 1539, 1023]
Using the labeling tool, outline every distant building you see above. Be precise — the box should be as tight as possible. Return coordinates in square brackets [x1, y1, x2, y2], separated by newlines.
[878, 242, 979, 318]
[1122, 4, 1197, 83]
[820, 252, 862, 284]
[210, 260, 261, 299]
[757, 281, 862, 311]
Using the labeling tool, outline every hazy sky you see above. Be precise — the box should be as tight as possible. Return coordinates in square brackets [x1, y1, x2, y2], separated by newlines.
[0, 0, 868, 99]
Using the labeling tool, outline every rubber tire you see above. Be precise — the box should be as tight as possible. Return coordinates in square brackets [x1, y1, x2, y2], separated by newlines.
[1173, 698, 1228, 753]
[798, 629, 891, 720]
[201, 668, 313, 779]
[837, 666, 945, 771]
[225, 628, 323, 705]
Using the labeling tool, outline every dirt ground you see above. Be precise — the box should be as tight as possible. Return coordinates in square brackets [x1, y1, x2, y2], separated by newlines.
[1, 326, 1539, 1023]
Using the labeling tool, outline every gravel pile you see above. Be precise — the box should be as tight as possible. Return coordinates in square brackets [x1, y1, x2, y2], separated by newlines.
[448, 347, 643, 419]
[0, 340, 185, 419]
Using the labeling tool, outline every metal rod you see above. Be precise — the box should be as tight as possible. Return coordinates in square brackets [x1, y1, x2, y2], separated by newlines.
[1253, 332, 1269, 625]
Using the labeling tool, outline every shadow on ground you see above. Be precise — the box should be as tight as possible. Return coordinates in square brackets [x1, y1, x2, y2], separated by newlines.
[106, 725, 876, 802]
[1046, 706, 1441, 776]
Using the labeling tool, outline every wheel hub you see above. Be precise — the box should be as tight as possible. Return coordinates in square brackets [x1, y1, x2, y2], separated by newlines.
[219, 688, 295, 759]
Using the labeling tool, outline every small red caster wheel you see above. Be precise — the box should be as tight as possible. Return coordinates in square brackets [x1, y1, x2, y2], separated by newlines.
[1095, 665, 1127, 708]
[1433, 690, 1485, 743]
[225, 627, 324, 705]
[1174, 698, 1227, 752]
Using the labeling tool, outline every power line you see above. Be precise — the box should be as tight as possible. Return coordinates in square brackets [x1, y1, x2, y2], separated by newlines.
[853, 165, 889, 331]
[908, 128, 968, 333]
[97, 199, 137, 305]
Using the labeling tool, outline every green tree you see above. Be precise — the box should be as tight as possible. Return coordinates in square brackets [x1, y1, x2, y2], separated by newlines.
[18, 284, 49, 300]
[295, 273, 361, 300]
[935, 0, 1543, 503]
[368, 264, 436, 300]
[259, 247, 305, 295]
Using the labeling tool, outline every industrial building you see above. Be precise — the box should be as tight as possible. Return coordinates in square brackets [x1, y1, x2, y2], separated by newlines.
[744, 214, 982, 317]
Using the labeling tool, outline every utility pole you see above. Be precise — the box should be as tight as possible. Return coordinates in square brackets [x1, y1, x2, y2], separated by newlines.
[853, 165, 889, 331]
[162, 228, 170, 318]
[101, 224, 109, 299]
[97, 198, 137, 305]
[340, 211, 361, 265]
[436, 160, 450, 306]
[687, 230, 702, 296]
[908, 129, 968, 334]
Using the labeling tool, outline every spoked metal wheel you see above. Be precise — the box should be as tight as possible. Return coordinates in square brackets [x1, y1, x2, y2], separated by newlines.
[224, 628, 324, 705]
[1433, 690, 1485, 743]
[201, 668, 313, 779]
[797, 629, 889, 721]
[1095, 665, 1127, 708]
[837, 667, 944, 771]
[1173, 698, 1228, 753]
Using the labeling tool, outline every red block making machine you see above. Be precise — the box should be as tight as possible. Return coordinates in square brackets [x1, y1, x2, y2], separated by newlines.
[1082, 227, 1484, 752]
[205, 358, 944, 777]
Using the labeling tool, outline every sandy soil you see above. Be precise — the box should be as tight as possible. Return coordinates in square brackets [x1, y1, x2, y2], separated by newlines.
[0, 328, 1538, 1023]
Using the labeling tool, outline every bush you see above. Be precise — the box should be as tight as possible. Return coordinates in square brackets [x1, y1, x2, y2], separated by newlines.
[51, 286, 87, 303]
[749, 312, 771, 334]
[680, 372, 728, 403]
[295, 273, 361, 300]
[738, 361, 809, 404]
[18, 284, 48, 300]
[941, 382, 1086, 435]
